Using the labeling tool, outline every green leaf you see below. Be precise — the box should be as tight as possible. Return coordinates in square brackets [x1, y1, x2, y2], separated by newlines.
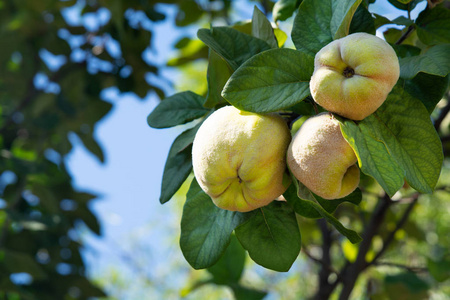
[349, 5, 376, 35]
[204, 50, 232, 108]
[147, 91, 209, 129]
[427, 257, 450, 282]
[284, 180, 321, 218]
[235, 201, 301, 272]
[180, 179, 247, 269]
[373, 13, 392, 29]
[197, 27, 271, 71]
[76, 133, 105, 163]
[292, 0, 362, 56]
[284, 181, 362, 243]
[341, 85, 443, 195]
[160, 124, 201, 204]
[391, 16, 414, 26]
[392, 44, 421, 58]
[222, 48, 314, 113]
[387, 0, 424, 11]
[401, 73, 449, 114]
[252, 6, 278, 49]
[314, 189, 362, 214]
[207, 235, 245, 284]
[416, 4, 450, 46]
[274, 28, 288, 47]
[273, 0, 301, 22]
[340, 119, 405, 197]
[0, 249, 47, 280]
[399, 44, 450, 79]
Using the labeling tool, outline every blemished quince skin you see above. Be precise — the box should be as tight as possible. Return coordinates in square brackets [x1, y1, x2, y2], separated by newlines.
[310, 32, 400, 121]
[287, 112, 360, 199]
[192, 106, 291, 212]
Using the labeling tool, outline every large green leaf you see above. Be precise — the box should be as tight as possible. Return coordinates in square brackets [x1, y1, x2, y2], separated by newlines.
[416, 4, 450, 46]
[399, 44, 450, 79]
[252, 6, 278, 49]
[340, 118, 405, 197]
[222, 48, 314, 113]
[197, 27, 271, 71]
[147, 91, 209, 129]
[292, 0, 362, 56]
[160, 124, 202, 204]
[284, 182, 362, 243]
[180, 179, 247, 269]
[401, 73, 449, 114]
[204, 50, 231, 108]
[340, 85, 443, 195]
[235, 201, 301, 272]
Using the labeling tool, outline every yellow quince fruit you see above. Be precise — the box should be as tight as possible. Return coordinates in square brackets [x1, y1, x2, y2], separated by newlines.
[310, 32, 400, 120]
[287, 112, 360, 199]
[192, 106, 291, 212]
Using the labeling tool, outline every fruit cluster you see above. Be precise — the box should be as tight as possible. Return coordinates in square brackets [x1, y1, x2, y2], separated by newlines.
[192, 33, 400, 212]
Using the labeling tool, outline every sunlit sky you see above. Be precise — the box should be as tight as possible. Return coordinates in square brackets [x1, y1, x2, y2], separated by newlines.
[62, 0, 426, 297]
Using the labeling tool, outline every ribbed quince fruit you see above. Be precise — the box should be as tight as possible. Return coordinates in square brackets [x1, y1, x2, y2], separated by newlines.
[310, 32, 400, 120]
[287, 113, 360, 199]
[192, 106, 291, 212]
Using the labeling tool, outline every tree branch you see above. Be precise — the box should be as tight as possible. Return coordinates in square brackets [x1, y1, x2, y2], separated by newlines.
[395, 25, 415, 45]
[366, 194, 419, 267]
[313, 219, 338, 300]
[338, 193, 393, 300]
[374, 261, 428, 273]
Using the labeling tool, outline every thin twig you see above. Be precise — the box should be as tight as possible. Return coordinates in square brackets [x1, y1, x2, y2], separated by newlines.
[374, 261, 428, 273]
[395, 25, 415, 45]
[302, 246, 338, 275]
[338, 193, 393, 300]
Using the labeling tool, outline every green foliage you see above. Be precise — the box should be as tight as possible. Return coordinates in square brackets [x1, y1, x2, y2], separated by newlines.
[341, 85, 443, 196]
[399, 44, 450, 79]
[416, 3, 450, 45]
[147, 91, 209, 128]
[222, 48, 314, 112]
[197, 27, 271, 71]
[149, 0, 450, 288]
[292, 0, 362, 55]
[159, 124, 201, 204]
[284, 181, 362, 244]
[143, 0, 450, 299]
[235, 201, 301, 272]
[180, 178, 248, 269]
[252, 6, 279, 49]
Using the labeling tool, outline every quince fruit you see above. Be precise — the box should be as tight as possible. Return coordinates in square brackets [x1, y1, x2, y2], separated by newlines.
[192, 106, 291, 212]
[310, 32, 400, 120]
